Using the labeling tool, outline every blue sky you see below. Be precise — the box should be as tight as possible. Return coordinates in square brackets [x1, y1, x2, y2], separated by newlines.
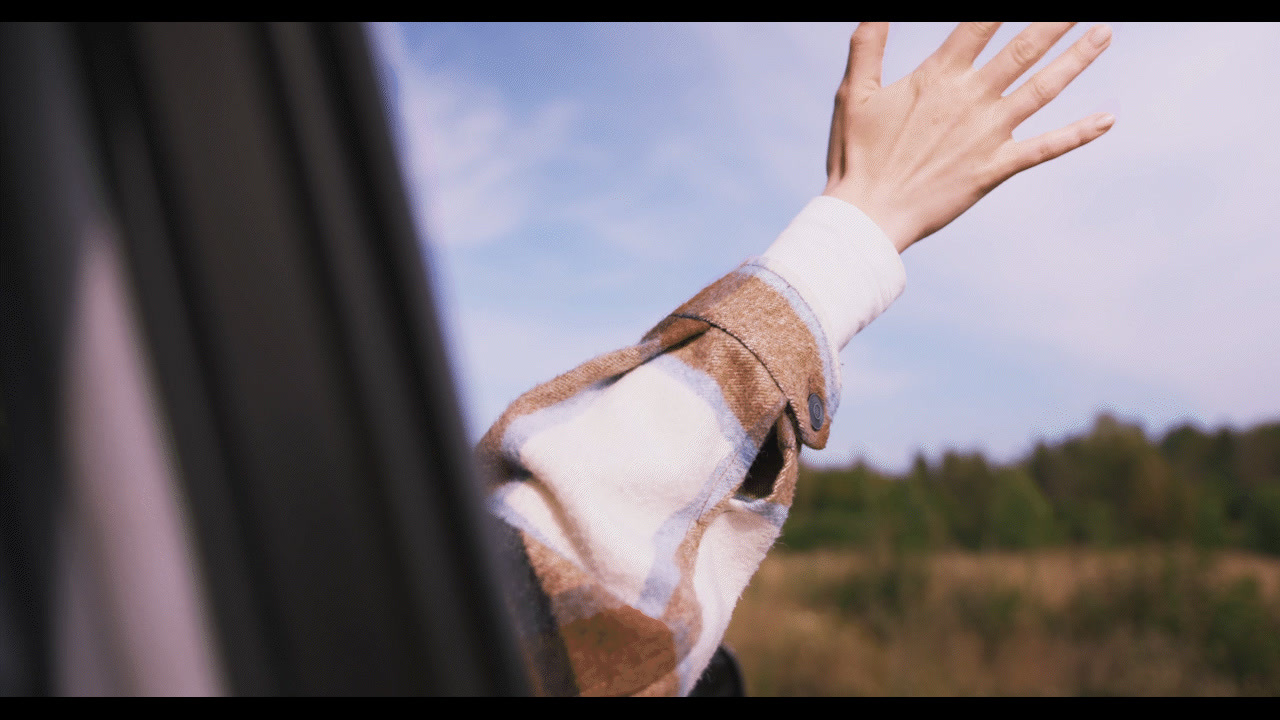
[370, 22, 1280, 473]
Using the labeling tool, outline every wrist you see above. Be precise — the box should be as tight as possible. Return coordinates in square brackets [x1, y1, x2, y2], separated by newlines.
[821, 183, 915, 254]
[758, 196, 908, 352]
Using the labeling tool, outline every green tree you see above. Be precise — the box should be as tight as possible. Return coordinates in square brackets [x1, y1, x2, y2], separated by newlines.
[986, 467, 1056, 549]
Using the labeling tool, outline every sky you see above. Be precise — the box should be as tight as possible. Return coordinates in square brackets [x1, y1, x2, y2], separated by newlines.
[368, 22, 1280, 473]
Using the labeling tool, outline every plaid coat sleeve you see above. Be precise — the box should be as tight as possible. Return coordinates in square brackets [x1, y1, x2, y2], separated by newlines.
[477, 197, 907, 696]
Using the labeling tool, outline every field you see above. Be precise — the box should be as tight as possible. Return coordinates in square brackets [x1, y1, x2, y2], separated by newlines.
[724, 547, 1280, 696]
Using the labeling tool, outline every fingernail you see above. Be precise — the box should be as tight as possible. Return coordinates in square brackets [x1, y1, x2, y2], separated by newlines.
[1089, 24, 1112, 47]
[1096, 113, 1116, 131]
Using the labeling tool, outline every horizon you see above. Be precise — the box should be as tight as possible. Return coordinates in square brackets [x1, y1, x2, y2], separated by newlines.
[810, 409, 1280, 477]
[370, 22, 1280, 474]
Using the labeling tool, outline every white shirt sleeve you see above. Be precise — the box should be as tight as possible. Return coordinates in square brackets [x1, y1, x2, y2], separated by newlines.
[758, 195, 907, 354]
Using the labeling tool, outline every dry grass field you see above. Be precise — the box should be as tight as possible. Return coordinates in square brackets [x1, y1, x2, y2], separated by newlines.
[724, 548, 1280, 696]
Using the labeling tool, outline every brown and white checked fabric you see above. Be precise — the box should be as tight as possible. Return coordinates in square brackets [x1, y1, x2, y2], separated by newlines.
[477, 197, 907, 696]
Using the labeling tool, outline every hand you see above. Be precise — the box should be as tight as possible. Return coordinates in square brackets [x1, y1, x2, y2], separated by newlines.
[823, 22, 1114, 254]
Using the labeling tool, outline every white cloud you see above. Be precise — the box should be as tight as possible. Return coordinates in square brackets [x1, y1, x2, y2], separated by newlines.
[370, 23, 580, 250]
[839, 342, 916, 402]
[909, 22, 1280, 426]
[447, 304, 643, 441]
[699, 22, 1280, 430]
[374, 22, 1279, 470]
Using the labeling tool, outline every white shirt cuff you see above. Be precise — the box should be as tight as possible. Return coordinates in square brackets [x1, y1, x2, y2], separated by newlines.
[758, 196, 907, 352]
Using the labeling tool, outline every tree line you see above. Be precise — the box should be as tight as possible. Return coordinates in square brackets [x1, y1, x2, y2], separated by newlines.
[784, 414, 1280, 555]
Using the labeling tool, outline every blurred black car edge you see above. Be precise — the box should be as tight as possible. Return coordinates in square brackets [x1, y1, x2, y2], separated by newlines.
[0, 22, 530, 696]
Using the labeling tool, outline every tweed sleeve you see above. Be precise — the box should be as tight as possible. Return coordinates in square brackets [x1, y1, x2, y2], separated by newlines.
[476, 197, 906, 696]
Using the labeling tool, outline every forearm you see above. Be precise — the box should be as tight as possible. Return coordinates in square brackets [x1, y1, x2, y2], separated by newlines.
[478, 197, 905, 695]
[479, 19, 1114, 695]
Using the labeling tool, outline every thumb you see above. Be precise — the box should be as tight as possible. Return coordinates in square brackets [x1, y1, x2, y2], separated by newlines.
[846, 22, 889, 95]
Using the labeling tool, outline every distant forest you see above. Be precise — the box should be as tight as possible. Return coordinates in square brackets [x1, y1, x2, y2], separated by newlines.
[786, 414, 1280, 555]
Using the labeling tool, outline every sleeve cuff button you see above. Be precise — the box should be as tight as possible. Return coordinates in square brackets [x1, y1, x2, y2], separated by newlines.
[808, 393, 824, 430]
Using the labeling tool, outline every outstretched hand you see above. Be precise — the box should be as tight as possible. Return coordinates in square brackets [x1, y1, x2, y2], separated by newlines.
[823, 22, 1113, 254]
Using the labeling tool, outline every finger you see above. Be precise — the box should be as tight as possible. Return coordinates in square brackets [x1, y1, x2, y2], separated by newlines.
[1004, 112, 1116, 176]
[978, 22, 1075, 94]
[846, 22, 889, 94]
[930, 22, 1002, 67]
[1003, 24, 1112, 127]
